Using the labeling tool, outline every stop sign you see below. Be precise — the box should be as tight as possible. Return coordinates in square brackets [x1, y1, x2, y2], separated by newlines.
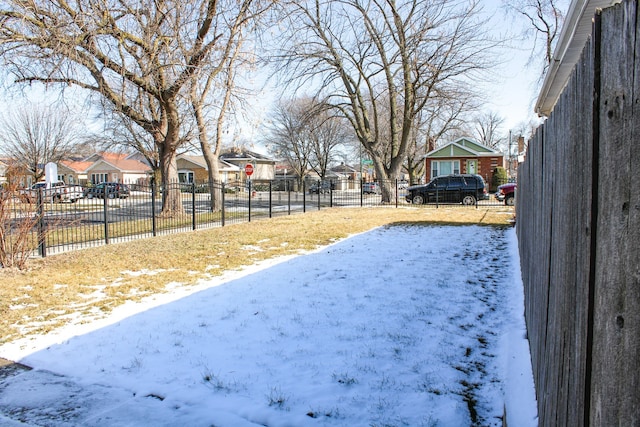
[245, 163, 254, 176]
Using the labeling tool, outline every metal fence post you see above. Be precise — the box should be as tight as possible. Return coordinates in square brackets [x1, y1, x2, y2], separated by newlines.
[287, 180, 291, 215]
[37, 188, 46, 257]
[475, 178, 479, 209]
[151, 178, 157, 237]
[248, 180, 252, 222]
[269, 181, 273, 218]
[221, 181, 226, 227]
[330, 183, 333, 208]
[103, 190, 109, 244]
[302, 181, 306, 213]
[396, 178, 398, 209]
[191, 182, 196, 230]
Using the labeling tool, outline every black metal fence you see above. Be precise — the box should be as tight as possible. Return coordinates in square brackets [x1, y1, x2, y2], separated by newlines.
[2, 178, 510, 258]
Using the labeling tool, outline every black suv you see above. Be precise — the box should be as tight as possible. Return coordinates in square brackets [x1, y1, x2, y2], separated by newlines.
[406, 174, 488, 205]
[84, 182, 130, 199]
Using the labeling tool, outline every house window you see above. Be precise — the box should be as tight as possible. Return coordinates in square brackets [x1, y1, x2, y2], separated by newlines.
[91, 173, 108, 184]
[178, 171, 194, 183]
[431, 160, 460, 178]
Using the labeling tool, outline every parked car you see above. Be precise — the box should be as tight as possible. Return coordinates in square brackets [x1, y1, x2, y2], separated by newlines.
[308, 180, 333, 194]
[406, 174, 488, 205]
[84, 182, 130, 199]
[495, 182, 516, 206]
[20, 180, 84, 203]
[362, 182, 380, 194]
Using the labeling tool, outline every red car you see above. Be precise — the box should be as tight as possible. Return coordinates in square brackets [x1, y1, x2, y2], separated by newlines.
[495, 183, 516, 206]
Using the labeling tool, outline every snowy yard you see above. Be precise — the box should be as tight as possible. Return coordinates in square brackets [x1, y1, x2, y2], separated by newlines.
[0, 224, 536, 426]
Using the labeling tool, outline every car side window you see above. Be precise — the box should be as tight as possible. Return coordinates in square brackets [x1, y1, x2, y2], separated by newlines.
[447, 177, 464, 189]
[435, 178, 447, 188]
[465, 177, 480, 188]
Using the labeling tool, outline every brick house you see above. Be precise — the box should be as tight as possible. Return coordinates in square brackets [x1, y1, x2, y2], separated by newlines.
[424, 137, 504, 186]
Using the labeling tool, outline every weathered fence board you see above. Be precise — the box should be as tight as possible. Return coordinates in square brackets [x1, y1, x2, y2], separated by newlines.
[591, 1, 640, 425]
[517, 1, 639, 425]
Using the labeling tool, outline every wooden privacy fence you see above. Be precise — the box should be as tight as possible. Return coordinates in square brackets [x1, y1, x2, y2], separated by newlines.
[517, 1, 639, 425]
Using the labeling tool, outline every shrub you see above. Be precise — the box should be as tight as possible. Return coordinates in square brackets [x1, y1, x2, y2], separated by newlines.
[491, 167, 508, 192]
[0, 185, 41, 269]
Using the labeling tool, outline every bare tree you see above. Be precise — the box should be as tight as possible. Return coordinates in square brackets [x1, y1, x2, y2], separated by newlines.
[405, 93, 475, 184]
[274, 0, 497, 202]
[0, 0, 265, 215]
[189, 21, 262, 212]
[263, 98, 315, 185]
[502, 0, 566, 74]
[473, 111, 507, 150]
[96, 108, 163, 182]
[0, 103, 82, 183]
[306, 106, 352, 179]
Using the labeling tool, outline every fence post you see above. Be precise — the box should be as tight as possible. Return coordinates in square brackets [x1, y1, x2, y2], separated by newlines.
[151, 177, 157, 237]
[287, 180, 291, 215]
[317, 180, 321, 211]
[360, 178, 364, 207]
[476, 178, 479, 208]
[395, 179, 398, 208]
[37, 188, 46, 257]
[221, 181, 226, 227]
[103, 189, 109, 244]
[269, 181, 273, 218]
[303, 181, 306, 213]
[191, 182, 196, 230]
[330, 183, 333, 208]
[248, 180, 252, 222]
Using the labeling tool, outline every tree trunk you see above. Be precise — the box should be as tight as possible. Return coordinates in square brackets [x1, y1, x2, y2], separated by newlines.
[203, 149, 222, 212]
[158, 144, 183, 216]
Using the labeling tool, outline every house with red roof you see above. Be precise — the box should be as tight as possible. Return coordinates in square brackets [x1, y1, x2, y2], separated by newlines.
[83, 152, 152, 185]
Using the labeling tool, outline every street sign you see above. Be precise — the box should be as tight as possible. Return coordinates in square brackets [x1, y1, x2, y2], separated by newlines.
[245, 163, 254, 176]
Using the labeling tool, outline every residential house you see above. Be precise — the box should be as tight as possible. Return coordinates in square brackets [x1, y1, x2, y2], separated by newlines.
[331, 163, 360, 181]
[84, 152, 151, 184]
[424, 137, 504, 187]
[176, 154, 241, 183]
[58, 159, 93, 185]
[219, 149, 276, 181]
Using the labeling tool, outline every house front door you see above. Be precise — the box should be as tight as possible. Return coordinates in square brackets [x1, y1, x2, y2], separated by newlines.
[466, 160, 477, 175]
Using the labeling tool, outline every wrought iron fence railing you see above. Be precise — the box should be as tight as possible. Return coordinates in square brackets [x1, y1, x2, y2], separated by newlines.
[1, 178, 512, 259]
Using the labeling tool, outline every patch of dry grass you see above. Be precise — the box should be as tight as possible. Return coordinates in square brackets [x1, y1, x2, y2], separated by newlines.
[0, 206, 514, 344]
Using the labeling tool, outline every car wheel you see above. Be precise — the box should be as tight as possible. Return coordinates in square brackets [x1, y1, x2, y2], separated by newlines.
[505, 195, 515, 206]
[108, 193, 116, 199]
[462, 195, 476, 205]
[86, 193, 94, 199]
[412, 194, 424, 204]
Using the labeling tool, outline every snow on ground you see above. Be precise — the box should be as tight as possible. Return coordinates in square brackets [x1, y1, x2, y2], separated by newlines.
[0, 225, 537, 427]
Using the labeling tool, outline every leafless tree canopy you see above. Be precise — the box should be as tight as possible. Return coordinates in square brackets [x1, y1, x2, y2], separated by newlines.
[0, 104, 82, 182]
[264, 97, 315, 182]
[473, 111, 506, 151]
[0, 0, 268, 213]
[404, 91, 476, 184]
[502, 0, 566, 74]
[272, 0, 497, 201]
